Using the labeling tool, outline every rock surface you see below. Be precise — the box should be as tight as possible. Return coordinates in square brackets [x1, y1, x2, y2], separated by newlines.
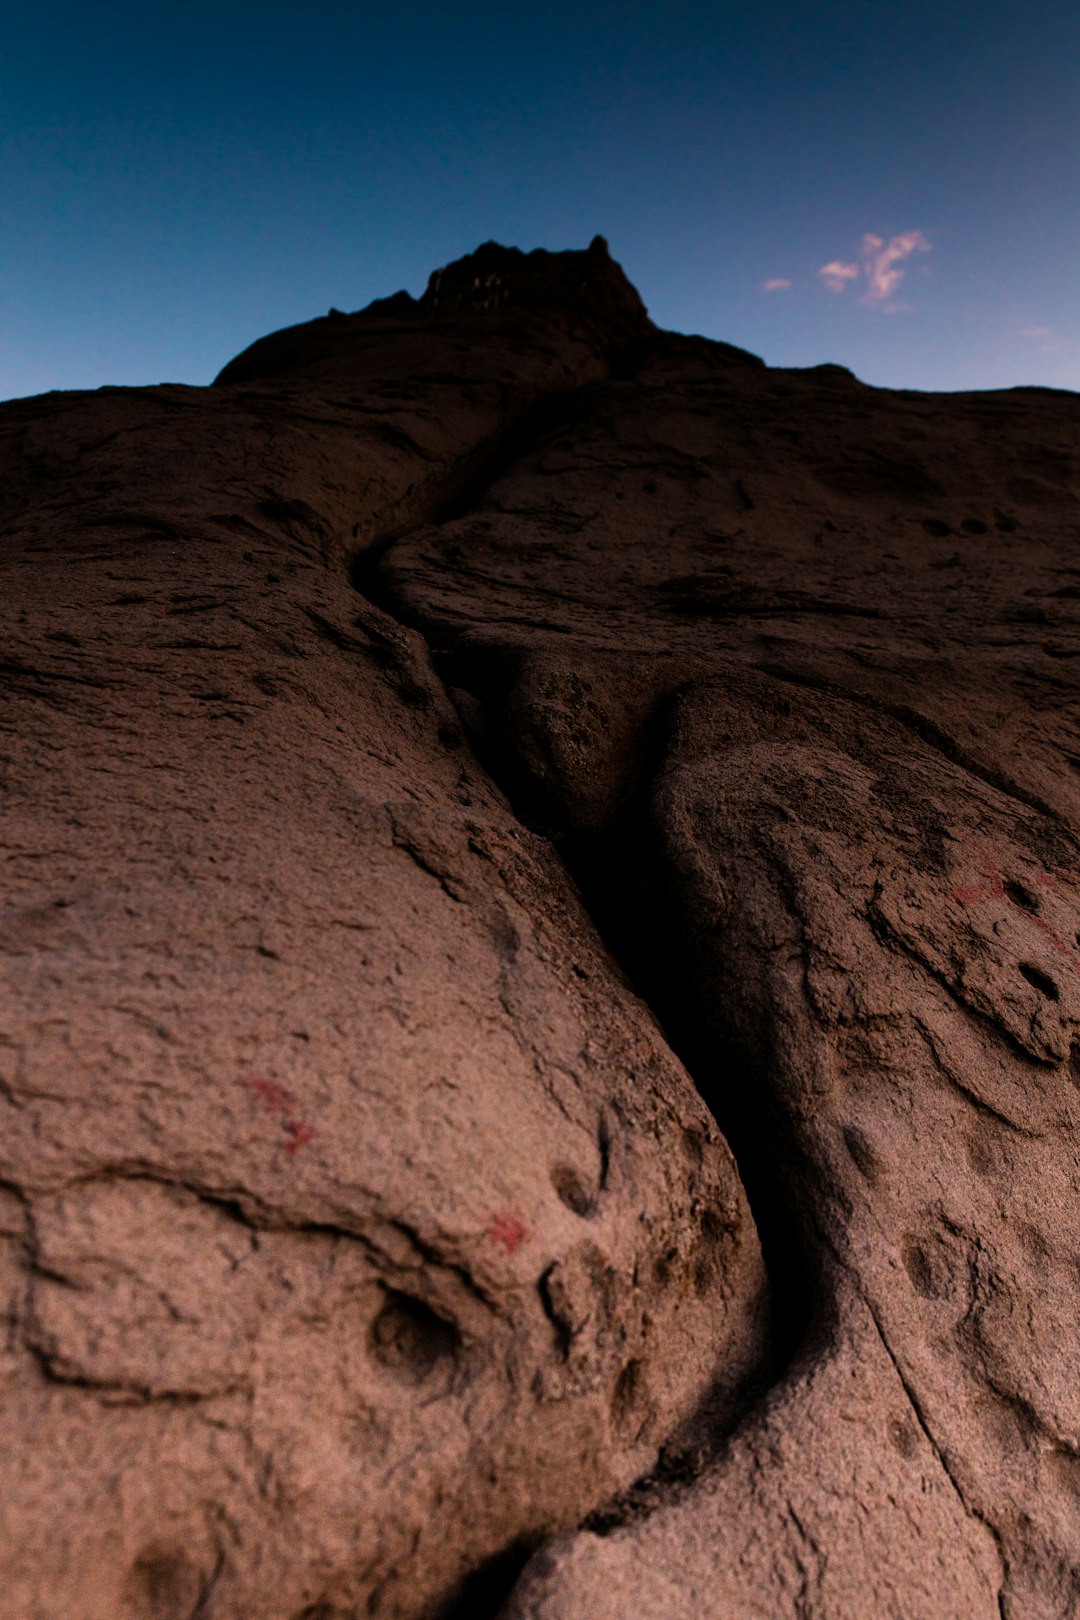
[0, 242, 765, 1620]
[3, 238, 1080, 1618]
[377, 323, 1080, 1619]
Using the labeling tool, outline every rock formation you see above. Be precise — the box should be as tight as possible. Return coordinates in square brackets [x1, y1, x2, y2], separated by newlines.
[2, 237, 1079, 1618]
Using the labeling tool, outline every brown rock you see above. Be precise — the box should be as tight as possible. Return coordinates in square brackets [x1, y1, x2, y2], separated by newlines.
[6, 236, 1080, 1619]
[376, 331, 1080, 1616]
[0, 243, 765, 1620]
[505, 1273, 1001, 1620]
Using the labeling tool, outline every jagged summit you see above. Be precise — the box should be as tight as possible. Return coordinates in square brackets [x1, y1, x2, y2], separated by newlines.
[8, 232, 1080, 1620]
[419, 234, 650, 329]
[213, 236, 651, 387]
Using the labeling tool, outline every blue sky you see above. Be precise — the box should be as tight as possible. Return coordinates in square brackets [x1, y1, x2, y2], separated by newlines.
[4, 0, 1078, 400]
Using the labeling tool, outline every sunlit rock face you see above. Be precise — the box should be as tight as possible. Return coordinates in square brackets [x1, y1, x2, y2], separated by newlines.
[4, 236, 1080, 1620]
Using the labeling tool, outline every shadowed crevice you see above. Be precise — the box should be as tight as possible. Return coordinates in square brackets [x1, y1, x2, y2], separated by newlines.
[345, 408, 819, 1604]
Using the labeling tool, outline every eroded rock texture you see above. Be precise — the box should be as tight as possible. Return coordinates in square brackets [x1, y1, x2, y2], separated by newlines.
[0, 243, 765, 1620]
[2, 238, 1079, 1618]
[379, 326, 1080, 1619]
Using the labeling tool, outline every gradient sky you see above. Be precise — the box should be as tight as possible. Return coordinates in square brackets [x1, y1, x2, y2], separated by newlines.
[4, 0, 1078, 401]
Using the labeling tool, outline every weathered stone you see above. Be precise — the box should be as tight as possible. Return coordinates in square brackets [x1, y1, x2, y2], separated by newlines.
[6, 236, 1080, 1619]
[378, 328, 1080, 1617]
[0, 244, 765, 1620]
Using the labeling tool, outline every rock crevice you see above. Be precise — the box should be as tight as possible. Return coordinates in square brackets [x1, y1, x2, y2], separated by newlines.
[4, 237, 1080, 1619]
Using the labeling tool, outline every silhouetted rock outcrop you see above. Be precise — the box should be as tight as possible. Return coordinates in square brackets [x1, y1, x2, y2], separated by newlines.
[2, 239, 1080, 1619]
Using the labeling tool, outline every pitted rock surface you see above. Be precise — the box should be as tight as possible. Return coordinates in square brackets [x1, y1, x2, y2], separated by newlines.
[0, 243, 764, 1620]
[4, 237, 1080, 1619]
[374, 326, 1080, 1619]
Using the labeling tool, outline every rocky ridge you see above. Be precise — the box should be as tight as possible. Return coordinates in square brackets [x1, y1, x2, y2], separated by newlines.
[2, 238, 1080, 1618]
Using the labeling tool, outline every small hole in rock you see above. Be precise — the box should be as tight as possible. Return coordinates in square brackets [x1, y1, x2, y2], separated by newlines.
[888, 1416, 919, 1460]
[551, 1163, 595, 1216]
[1018, 961, 1060, 1001]
[123, 1549, 203, 1620]
[698, 1207, 731, 1249]
[843, 1125, 880, 1182]
[902, 1238, 950, 1300]
[961, 517, 988, 535]
[1004, 879, 1040, 913]
[652, 1248, 674, 1287]
[369, 1291, 460, 1386]
[611, 1359, 645, 1430]
[922, 518, 951, 537]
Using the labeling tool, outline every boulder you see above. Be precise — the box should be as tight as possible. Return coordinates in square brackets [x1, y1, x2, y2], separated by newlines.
[7, 234, 1080, 1619]
[377, 333, 1080, 1618]
[0, 244, 765, 1620]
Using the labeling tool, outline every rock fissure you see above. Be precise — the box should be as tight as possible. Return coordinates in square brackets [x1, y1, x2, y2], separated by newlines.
[861, 1294, 1009, 1620]
[347, 499, 812, 1537]
[6, 236, 1080, 1619]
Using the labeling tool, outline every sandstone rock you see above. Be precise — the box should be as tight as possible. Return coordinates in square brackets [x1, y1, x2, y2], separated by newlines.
[504, 1272, 1002, 1620]
[6, 236, 1080, 1619]
[375, 332, 1080, 1616]
[0, 244, 765, 1620]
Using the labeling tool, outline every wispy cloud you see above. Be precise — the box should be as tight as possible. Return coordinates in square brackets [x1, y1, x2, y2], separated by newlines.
[818, 261, 860, 294]
[818, 231, 932, 311]
[861, 230, 932, 305]
[762, 277, 792, 292]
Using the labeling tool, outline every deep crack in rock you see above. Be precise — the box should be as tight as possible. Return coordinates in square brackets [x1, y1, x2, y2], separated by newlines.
[5, 235, 1080, 1619]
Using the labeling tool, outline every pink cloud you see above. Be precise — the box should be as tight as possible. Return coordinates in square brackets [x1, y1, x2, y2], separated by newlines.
[860, 230, 932, 305]
[818, 260, 860, 293]
[762, 277, 792, 292]
[818, 231, 932, 310]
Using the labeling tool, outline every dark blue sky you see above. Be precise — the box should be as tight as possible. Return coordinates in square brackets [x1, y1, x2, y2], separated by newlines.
[5, 1, 1078, 399]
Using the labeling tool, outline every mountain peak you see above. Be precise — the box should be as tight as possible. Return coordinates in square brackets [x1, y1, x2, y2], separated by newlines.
[418, 235, 649, 330]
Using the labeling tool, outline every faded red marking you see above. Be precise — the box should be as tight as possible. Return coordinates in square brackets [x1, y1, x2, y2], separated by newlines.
[486, 1209, 530, 1255]
[283, 1118, 314, 1156]
[951, 882, 996, 906]
[239, 1073, 314, 1155]
[241, 1073, 297, 1113]
[949, 855, 1080, 976]
[1028, 912, 1079, 962]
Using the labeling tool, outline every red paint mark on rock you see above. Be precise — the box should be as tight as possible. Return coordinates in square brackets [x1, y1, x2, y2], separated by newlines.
[486, 1209, 530, 1255]
[948, 852, 1080, 976]
[284, 1118, 314, 1156]
[951, 851, 1006, 906]
[1028, 911, 1079, 963]
[239, 1073, 314, 1155]
[951, 882, 995, 906]
[241, 1073, 297, 1114]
